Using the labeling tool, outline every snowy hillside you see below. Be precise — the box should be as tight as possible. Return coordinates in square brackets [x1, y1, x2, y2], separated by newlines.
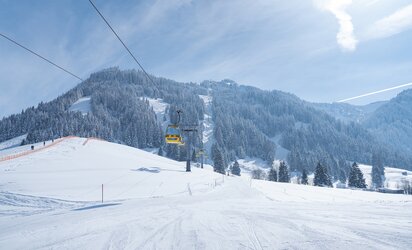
[359, 164, 412, 189]
[312, 101, 386, 123]
[0, 137, 219, 201]
[1, 138, 411, 249]
[237, 159, 412, 189]
[199, 94, 214, 162]
[68, 96, 91, 115]
[146, 97, 168, 125]
[0, 134, 26, 151]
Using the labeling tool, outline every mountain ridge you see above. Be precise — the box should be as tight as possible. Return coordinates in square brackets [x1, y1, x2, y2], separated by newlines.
[0, 67, 411, 174]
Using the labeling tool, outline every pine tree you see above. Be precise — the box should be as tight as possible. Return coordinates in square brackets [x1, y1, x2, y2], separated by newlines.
[301, 169, 308, 185]
[231, 160, 241, 176]
[158, 146, 163, 156]
[371, 153, 385, 189]
[191, 149, 197, 162]
[268, 167, 277, 182]
[348, 162, 367, 188]
[178, 146, 187, 162]
[356, 164, 367, 188]
[212, 146, 225, 174]
[278, 161, 290, 183]
[313, 162, 332, 187]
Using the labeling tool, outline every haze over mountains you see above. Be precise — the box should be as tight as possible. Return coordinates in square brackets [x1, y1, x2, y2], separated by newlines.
[0, 67, 411, 176]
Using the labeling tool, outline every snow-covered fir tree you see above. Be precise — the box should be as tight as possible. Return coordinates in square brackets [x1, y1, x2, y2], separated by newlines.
[348, 162, 367, 188]
[278, 161, 290, 183]
[268, 167, 277, 182]
[212, 146, 225, 174]
[301, 169, 308, 185]
[313, 162, 332, 187]
[231, 160, 241, 176]
[371, 152, 385, 189]
[158, 147, 163, 156]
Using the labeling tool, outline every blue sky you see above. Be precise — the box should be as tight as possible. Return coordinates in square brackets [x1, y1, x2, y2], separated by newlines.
[1, 0, 412, 118]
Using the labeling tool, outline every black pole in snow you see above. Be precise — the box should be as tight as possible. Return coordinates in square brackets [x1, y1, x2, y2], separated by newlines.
[186, 132, 191, 172]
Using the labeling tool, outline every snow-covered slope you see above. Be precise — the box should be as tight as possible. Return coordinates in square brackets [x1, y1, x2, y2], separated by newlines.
[0, 134, 27, 151]
[359, 164, 412, 189]
[312, 101, 386, 123]
[146, 97, 168, 124]
[0, 137, 219, 201]
[0, 138, 411, 249]
[200, 93, 214, 162]
[0, 137, 54, 157]
[69, 96, 91, 115]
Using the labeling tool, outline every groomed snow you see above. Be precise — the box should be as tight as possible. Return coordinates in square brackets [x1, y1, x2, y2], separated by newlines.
[0, 138, 411, 249]
[0, 137, 54, 157]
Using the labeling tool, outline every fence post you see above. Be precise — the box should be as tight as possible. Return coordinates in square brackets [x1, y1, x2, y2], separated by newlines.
[102, 184, 104, 203]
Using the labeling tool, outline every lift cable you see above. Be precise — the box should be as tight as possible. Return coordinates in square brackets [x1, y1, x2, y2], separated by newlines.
[88, 0, 157, 87]
[0, 32, 84, 82]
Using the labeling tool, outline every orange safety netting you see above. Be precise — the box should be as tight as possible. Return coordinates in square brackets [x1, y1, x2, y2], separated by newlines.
[0, 136, 77, 163]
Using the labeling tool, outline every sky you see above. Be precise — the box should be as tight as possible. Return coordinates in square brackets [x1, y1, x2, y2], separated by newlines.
[1, 0, 412, 118]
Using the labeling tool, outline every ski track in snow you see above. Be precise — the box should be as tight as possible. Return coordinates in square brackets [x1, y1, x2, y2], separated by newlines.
[0, 137, 411, 249]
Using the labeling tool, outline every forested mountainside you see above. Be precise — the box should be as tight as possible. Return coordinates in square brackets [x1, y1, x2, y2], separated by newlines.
[363, 89, 412, 155]
[0, 68, 206, 159]
[208, 82, 412, 174]
[311, 89, 412, 156]
[0, 68, 411, 176]
[312, 101, 386, 123]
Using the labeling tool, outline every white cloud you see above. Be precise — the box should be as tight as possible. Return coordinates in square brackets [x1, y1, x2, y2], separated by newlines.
[315, 0, 358, 51]
[366, 4, 412, 40]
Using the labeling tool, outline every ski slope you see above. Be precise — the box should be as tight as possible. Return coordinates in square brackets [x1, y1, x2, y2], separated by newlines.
[1, 138, 411, 249]
[0, 134, 27, 151]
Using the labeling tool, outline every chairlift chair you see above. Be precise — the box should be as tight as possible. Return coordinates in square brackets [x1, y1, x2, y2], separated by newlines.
[165, 124, 184, 145]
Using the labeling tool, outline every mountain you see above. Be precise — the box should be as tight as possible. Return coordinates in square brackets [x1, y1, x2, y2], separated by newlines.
[363, 89, 412, 154]
[312, 101, 387, 123]
[209, 82, 412, 173]
[0, 67, 411, 174]
[312, 89, 412, 156]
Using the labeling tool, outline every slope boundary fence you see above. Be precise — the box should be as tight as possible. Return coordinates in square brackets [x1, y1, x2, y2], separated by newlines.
[0, 136, 76, 163]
